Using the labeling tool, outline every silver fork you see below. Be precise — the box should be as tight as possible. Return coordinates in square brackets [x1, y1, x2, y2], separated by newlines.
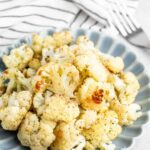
[107, 0, 150, 49]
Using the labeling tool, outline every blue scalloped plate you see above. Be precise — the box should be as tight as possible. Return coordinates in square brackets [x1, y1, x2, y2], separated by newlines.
[0, 28, 150, 150]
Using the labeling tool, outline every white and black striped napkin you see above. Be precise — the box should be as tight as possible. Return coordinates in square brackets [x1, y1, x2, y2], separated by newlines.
[0, 0, 138, 49]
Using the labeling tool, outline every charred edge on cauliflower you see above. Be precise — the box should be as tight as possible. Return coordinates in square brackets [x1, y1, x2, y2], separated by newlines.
[92, 89, 104, 104]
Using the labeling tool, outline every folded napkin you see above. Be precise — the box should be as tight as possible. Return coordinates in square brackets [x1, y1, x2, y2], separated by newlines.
[0, 0, 138, 49]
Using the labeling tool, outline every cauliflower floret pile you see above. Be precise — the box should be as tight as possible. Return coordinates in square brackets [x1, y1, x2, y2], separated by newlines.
[0, 31, 141, 150]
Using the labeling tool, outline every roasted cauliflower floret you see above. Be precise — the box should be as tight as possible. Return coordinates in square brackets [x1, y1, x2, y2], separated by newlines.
[70, 36, 98, 57]
[99, 53, 124, 73]
[33, 91, 49, 116]
[3, 45, 34, 70]
[51, 121, 86, 150]
[35, 94, 80, 123]
[76, 36, 95, 52]
[121, 72, 140, 89]
[110, 100, 142, 125]
[18, 112, 56, 150]
[108, 74, 126, 93]
[41, 45, 75, 65]
[43, 35, 55, 48]
[79, 110, 97, 129]
[84, 141, 95, 150]
[0, 74, 5, 96]
[0, 68, 32, 94]
[16, 71, 33, 92]
[100, 82, 117, 102]
[52, 31, 72, 47]
[0, 91, 32, 130]
[28, 58, 41, 70]
[0, 94, 8, 110]
[84, 141, 116, 150]
[32, 33, 43, 54]
[77, 78, 109, 111]
[33, 62, 80, 97]
[119, 72, 140, 104]
[23, 68, 36, 78]
[41, 47, 54, 65]
[0, 68, 17, 94]
[74, 53, 108, 82]
[108, 72, 140, 104]
[82, 110, 122, 149]
[76, 36, 93, 45]
[43, 31, 72, 48]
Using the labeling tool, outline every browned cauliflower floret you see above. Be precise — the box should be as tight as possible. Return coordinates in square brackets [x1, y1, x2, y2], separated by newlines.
[82, 110, 122, 149]
[108, 74, 126, 93]
[18, 112, 56, 150]
[76, 36, 93, 45]
[0, 68, 33, 94]
[77, 78, 110, 111]
[0, 91, 32, 130]
[119, 72, 140, 104]
[33, 62, 80, 97]
[52, 31, 72, 47]
[41, 45, 75, 65]
[79, 110, 97, 129]
[0, 72, 8, 96]
[108, 72, 140, 104]
[75, 36, 95, 52]
[16, 71, 33, 92]
[32, 33, 43, 54]
[3, 45, 34, 70]
[33, 92, 47, 116]
[110, 100, 142, 125]
[0, 94, 8, 110]
[99, 53, 124, 73]
[0, 68, 18, 94]
[23, 68, 36, 78]
[84, 141, 116, 150]
[69, 36, 99, 58]
[43, 35, 55, 48]
[74, 53, 108, 82]
[41, 47, 54, 65]
[32, 31, 72, 55]
[34, 94, 80, 123]
[99, 82, 117, 102]
[0, 79, 4, 96]
[51, 120, 86, 150]
[28, 58, 41, 70]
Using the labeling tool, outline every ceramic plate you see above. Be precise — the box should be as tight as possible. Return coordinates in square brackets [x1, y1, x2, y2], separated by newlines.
[0, 28, 150, 150]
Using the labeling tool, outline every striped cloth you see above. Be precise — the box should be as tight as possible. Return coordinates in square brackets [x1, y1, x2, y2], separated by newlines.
[0, 0, 139, 49]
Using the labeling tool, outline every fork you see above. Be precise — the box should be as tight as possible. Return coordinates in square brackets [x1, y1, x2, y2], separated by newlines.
[106, 0, 150, 49]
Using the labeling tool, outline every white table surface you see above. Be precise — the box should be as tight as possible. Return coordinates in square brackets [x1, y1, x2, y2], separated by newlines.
[118, 36, 150, 150]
